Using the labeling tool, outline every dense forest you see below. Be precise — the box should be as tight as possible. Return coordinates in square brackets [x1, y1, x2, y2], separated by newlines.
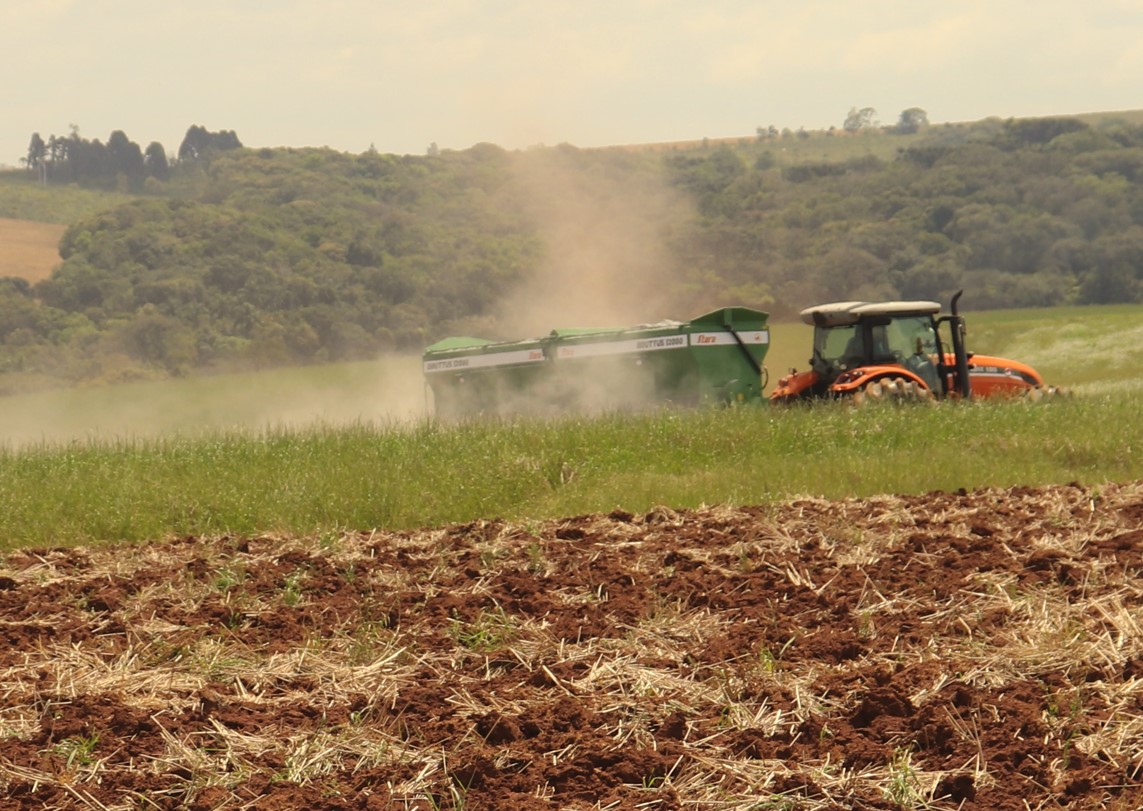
[1, 115, 1142, 388]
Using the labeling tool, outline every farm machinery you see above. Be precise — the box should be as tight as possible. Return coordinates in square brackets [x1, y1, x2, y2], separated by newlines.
[422, 307, 771, 418]
[769, 292, 1058, 403]
[422, 294, 1060, 416]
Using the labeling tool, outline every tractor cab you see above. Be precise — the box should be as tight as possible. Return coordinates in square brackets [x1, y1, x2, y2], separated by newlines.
[770, 292, 1049, 402]
[807, 301, 943, 393]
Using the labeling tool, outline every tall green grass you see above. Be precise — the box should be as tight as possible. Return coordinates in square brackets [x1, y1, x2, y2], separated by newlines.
[1, 395, 1139, 549]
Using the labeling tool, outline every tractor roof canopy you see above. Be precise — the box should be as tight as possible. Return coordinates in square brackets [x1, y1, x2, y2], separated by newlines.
[800, 300, 941, 327]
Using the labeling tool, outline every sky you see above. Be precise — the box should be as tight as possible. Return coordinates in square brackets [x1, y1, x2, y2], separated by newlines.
[2, 0, 1143, 167]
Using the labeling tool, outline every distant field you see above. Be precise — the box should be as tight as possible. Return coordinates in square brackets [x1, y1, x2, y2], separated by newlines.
[0, 172, 132, 225]
[607, 128, 926, 164]
[0, 217, 65, 281]
[609, 108, 1143, 163]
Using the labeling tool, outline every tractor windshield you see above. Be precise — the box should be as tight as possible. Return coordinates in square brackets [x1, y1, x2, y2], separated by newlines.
[812, 324, 863, 374]
[812, 315, 941, 388]
[812, 322, 898, 370]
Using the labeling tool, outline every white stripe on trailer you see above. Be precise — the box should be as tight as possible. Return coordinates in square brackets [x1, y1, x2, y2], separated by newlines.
[556, 333, 688, 359]
[555, 330, 769, 359]
[423, 347, 545, 373]
[426, 328, 770, 370]
[690, 330, 769, 346]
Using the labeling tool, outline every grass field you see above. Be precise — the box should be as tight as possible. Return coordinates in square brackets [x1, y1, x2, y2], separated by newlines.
[613, 108, 1143, 168]
[0, 300, 1124, 446]
[2, 393, 1139, 549]
[0, 357, 428, 446]
[613, 127, 928, 165]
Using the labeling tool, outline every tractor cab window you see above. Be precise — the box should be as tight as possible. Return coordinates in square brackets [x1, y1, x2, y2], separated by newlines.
[869, 324, 893, 363]
[888, 316, 938, 357]
[813, 324, 863, 373]
[890, 315, 940, 390]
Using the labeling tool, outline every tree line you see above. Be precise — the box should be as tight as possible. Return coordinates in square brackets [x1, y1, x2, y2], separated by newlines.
[1, 113, 1142, 389]
[21, 125, 242, 192]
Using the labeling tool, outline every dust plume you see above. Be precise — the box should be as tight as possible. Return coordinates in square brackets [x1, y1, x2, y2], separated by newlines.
[497, 147, 695, 336]
[422, 149, 718, 418]
[0, 356, 430, 449]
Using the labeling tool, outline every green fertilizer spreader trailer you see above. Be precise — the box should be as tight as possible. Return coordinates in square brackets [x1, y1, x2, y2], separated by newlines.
[422, 307, 770, 417]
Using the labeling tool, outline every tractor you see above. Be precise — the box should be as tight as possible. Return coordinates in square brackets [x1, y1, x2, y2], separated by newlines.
[770, 292, 1055, 403]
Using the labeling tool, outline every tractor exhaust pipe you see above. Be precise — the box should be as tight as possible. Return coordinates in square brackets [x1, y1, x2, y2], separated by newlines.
[948, 290, 971, 399]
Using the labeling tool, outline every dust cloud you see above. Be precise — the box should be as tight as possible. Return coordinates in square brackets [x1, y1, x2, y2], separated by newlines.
[0, 356, 430, 449]
[422, 148, 711, 418]
[496, 148, 694, 336]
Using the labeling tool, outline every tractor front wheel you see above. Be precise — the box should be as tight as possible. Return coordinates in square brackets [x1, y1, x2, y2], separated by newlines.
[851, 377, 934, 405]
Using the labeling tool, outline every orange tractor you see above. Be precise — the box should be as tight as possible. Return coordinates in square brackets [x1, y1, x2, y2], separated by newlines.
[770, 292, 1055, 403]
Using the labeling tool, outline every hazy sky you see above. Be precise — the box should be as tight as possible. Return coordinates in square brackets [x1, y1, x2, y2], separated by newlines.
[3, 1, 1142, 167]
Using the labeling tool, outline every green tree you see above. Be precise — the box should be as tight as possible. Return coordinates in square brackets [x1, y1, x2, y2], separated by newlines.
[23, 133, 46, 173]
[178, 125, 243, 162]
[1001, 116, 1088, 148]
[895, 108, 929, 134]
[843, 107, 878, 133]
[107, 130, 145, 190]
[144, 142, 170, 181]
[119, 305, 198, 374]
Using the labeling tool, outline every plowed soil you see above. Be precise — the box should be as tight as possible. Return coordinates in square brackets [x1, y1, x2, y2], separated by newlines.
[1, 481, 1141, 810]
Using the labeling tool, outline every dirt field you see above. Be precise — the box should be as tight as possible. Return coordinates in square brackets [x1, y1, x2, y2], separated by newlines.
[1, 481, 1140, 810]
[0, 217, 65, 281]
